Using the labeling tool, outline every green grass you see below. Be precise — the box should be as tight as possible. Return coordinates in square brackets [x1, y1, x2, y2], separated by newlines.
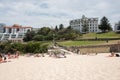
[57, 32, 120, 47]
[82, 32, 120, 39]
[57, 40, 107, 47]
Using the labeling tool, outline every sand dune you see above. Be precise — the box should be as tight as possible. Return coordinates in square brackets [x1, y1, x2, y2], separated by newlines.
[0, 53, 120, 80]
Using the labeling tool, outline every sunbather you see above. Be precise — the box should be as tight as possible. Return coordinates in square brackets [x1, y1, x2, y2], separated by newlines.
[0, 54, 2, 62]
[15, 51, 20, 58]
[109, 45, 117, 57]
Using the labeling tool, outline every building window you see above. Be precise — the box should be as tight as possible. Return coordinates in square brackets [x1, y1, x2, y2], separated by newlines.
[9, 28, 12, 33]
[17, 28, 19, 32]
[3, 28, 5, 33]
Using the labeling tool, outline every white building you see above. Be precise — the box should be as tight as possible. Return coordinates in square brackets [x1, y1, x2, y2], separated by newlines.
[114, 21, 120, 32]
[0, 24, 32, 42]
[70, 15, 100, 33]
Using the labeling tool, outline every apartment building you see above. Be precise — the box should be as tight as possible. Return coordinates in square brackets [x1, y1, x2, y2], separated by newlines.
[70, 15, 100, 33]
[0, 24, 32, 42]
[114, 21, 120, 32]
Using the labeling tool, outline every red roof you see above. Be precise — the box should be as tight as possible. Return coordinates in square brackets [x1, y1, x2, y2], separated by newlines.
[4, 24, 32, 29]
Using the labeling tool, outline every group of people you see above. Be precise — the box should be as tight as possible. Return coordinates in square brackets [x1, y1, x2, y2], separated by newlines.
[7, 51, 20, 59]
[0, 50, 20, 63]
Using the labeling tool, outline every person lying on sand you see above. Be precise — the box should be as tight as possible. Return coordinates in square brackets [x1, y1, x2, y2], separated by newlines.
[108, 45, 117, 57]
[107, 52, 120, 57]
[108, 52, 115, 57]
[8, 52, 12, 59]
[7, 51, 20, 59]
[15, 51, 20, 58]
[0, 54, 8, 63]
[0, 54, 2, 62]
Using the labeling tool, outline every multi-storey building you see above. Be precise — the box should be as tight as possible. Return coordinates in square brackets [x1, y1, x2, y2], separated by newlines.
[114, 21, 120, 32]
[0, 24, 32, 42]
[69, 15, 99, 33]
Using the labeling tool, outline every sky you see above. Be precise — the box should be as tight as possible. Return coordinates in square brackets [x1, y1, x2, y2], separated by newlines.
[0, 0, 120, 28]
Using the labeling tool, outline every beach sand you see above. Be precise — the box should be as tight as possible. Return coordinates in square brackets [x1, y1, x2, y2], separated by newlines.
[0, 53, 120, 80]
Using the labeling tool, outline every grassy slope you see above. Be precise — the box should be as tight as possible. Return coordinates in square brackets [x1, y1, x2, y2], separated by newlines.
[57, 40, 107, 46]
[28, 32, 119, 47]
[57, 32, 120, 47]
[82, 32, 120, 39]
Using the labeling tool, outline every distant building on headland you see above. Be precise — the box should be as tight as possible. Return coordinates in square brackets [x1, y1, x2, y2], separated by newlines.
[32, 28, 40, 32]
[0, 24, 32, 42]
[69, 15, 100, 33]
[114, 21, 120, 32]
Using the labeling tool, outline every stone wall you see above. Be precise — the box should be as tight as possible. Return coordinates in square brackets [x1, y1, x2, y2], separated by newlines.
[67, 44, 120, 54]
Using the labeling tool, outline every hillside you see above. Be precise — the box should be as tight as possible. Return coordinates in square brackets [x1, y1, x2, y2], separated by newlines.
[57, 32, 120, 47]
[81, 32, 120, 39]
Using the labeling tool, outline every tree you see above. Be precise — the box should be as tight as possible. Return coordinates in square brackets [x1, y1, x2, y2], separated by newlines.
[45, 34, 53, 40]
[33, 35, 44, 41]
[82, 20, 89, 33]
[59, 24, 64, 30]
[23, 42, 42, 53]
[23, 30, 36, 41]
[66, 26, 72, 30]
[64, 32, 78, 40]
[55, 25, 59, 32]
[10, 43, 24, 52]
[36, 27, 54, 41]
[37, 27, 50, 36]
[23, 42, 48, 54]
[99, 16, 112, 32]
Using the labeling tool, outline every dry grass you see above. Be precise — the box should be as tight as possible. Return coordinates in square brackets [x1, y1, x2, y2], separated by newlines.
[80, 47, 110, 54]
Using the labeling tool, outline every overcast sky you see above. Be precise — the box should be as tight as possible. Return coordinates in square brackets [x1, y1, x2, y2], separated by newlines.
[0, 0, 120, 28]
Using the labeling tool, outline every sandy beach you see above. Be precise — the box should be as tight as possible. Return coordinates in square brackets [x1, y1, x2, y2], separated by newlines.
[0, 53, 120, 80]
